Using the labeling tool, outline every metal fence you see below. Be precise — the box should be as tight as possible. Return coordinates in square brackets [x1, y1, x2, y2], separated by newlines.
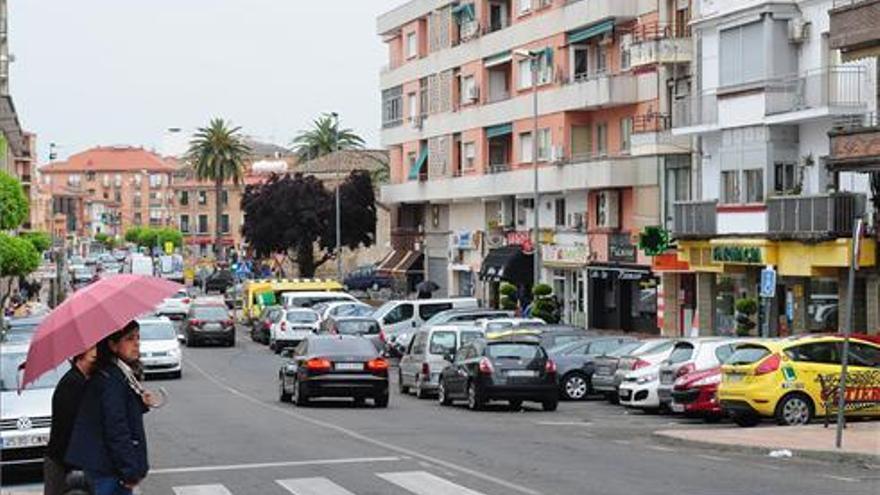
[765, 66, 868, 115]
[767, 192, 865, 236]
[673, 200, 717, 237]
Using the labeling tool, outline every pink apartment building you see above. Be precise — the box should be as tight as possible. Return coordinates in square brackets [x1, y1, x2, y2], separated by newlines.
[377, 0, 696, 332]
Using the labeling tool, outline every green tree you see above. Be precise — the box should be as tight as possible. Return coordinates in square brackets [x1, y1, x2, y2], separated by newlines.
[157, 228, 183, 249]
[291, 113, 365, 162]
[186, 118, 251, 260]
[0, 233, 40, 322]
[0, 171, 28, 230]
[20, 231, 51, 254]
[124, 227, 143, 244]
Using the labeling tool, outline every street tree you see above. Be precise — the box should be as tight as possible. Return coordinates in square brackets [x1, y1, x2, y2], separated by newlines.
[0, 170, 28, 230]
[291, 113, 365, 162]
[20, 231, 51, 254]
[186, 118, 251, 260]
[241, 171, 377, 277]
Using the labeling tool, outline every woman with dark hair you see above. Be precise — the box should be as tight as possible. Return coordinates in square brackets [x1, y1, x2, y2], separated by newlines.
[65, 321, 158, 495]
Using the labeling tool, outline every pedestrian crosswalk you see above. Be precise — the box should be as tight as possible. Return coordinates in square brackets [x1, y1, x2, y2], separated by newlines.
[171, 471, 490, 495]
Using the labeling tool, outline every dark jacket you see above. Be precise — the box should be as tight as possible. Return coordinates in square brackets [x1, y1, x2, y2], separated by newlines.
[65, 364, 149, 483]
[46, 366, 87, 464]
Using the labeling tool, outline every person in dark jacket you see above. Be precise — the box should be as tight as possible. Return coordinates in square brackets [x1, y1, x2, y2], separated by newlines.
[65, 321, 157, 495]
[44, 346, 98, 495]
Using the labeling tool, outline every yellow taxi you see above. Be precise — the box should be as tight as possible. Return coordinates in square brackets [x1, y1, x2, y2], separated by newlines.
[242, 278, 343, 324]
[718, 335, 880, 427]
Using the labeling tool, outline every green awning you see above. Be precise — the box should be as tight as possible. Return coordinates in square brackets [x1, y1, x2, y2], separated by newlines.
[408, 147, 428, 181]
[567, 19, 614, 44]
[452, 3, 475, 23]
[484, 50, 512, 67]
[485, 123, 513, 139]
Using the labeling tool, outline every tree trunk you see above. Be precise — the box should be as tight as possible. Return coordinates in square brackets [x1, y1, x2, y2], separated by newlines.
[215, 177, 224, 262]
[295, 244, 315, 278]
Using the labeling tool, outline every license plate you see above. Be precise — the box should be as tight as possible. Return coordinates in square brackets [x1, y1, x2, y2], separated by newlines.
[619, 390, 632, 400]
[335, 362, 364, 371]
[204, 324, 221, 331]
[726, 373, 744, 383]
[671, 403, 685, 413]
[506, 370, 537, 377]
[1, 434, 49, 449]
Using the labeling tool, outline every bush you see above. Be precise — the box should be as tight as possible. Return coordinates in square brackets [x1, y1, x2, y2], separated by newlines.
[499, 282, 518, 310]
[735, 297, 758, 336]
[530, 283, 559, 324]
[532, 283, 552, 297]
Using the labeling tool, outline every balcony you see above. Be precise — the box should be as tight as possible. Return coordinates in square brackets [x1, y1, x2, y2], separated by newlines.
[627, 22, 692, 69]
[673, 200, 717, 238]
[391, 227, 423, 251]
[829, 0, 880, 55]
[672, 92, 718, 132]
[828, 113, 880, 172]
[765, 66, 869, 117]
[767, 192, 866, 239]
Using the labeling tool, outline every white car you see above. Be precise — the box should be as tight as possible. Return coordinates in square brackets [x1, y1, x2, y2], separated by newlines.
[618, 363, 663, 410]
[316, 301, 374, 322]
[156, 289, 192, 319]
[1, 343, 67, 469]
[476, 317, 546, 334]
[270, 308, 320, 353]
[138, 317, 183, 379]
[280, 291, 358, 309]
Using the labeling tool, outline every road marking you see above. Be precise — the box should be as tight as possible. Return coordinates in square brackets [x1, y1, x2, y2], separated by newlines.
[153, 456, 401, 475]
[696, 454, 730, 462]
[534, 421, 592, 426]
[377, 471, 488, 495]
[612, 440, 631, 445]
[647, 445, 676, 453]
[277, 478, 357, 495]
[188, 360, 542, 495]
[172, 485, 233, 495]
[820, 474, 859, 483]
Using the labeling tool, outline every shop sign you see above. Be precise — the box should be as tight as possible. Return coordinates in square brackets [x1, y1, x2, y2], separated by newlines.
[542, 245, 588, 266]
[451, 231, 476, 250]
[506, 231, 533, 253]
[711, 245, 763, 265]
[608, 234, 637, 263]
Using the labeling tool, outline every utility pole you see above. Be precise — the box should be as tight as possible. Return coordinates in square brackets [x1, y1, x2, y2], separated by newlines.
[836, 216, 863, 449]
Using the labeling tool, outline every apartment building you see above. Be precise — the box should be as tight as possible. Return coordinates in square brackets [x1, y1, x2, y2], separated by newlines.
[378, 0, 694, 331]
[0, 0, 26, 181]
[39, 146, 178, 238]
[670, 0, 879, 336]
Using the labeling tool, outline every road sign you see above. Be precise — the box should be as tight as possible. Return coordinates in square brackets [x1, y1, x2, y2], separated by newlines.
[164, 242, 174, 254]
[760, 266, 776, 298]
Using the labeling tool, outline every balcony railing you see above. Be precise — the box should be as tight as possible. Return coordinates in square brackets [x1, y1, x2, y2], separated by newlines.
[391, 227, 423, 251]
[629, 21, 691, 42]
[767, 192, 865, 238]
[633, 113, 671, 133]
[673, 200, 717, 238]
[672, 92, 718, 129]
[765, 66, 868, 116]
[488, 163, 511, 174]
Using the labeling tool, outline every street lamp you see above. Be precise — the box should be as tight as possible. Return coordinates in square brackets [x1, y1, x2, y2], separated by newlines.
[513, 49, 541, 287]
[332, 112, 343, 281]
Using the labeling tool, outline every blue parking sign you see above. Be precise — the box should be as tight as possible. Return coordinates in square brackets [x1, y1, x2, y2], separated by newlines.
[760, 267, 776, 298]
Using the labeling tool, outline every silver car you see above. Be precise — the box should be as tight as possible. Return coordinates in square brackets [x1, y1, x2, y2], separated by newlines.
[398, 325, 484, 398]
[595, 339, 674, 403]
[656, 338, 739, 409]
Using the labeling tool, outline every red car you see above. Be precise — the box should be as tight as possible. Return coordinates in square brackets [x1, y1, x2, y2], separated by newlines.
[670, 367, 723, 421]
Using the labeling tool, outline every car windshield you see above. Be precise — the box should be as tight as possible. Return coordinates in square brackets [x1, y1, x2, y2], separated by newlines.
[1, 351, 67, 391]
[668, 343, 695, 363]
[336, 320, 380, 335]
[192, 306, 228, 320]
[287, 311, 318, 323]
[139, 321, 177, 341]
[429, 331, 457, 354]
[726, 346, 771, 365]
[487, 343, 543, 360]
[337, 305, 374, 317]
[310, 337, 377, 356]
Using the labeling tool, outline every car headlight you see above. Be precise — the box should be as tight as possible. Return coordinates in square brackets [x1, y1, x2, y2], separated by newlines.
[168, 348, 181, 358]
[636, 374, 657, 385]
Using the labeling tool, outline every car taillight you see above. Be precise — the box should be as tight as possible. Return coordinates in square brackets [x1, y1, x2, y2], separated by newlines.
[676, 363, 695, 378]
[755, 354, 781, 375]
[478, 357, 494, 374]
[182, 298, 190, 304]
[306, 358, 332, 372]
[421, 362, 430, 376]
[633, 358, 650, 370]
[367, 358, 389, 372]
[189, 319, 202, 326]
[280, 321, 287, 332]
[545, 359, 557, 374]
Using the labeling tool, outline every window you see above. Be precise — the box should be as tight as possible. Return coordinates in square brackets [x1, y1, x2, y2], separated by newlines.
[785, 342, 840, 365]
[382, 86, 403, 128]
[114, 174, 122, 187]
[620, 34, 632, 71]
[67, 174, 81, 187]
[419, 302, 453, 320]
[383, 303, 414, 325]
[744, 169, 764, 203]
[114, 191, 121, 203]
[460, 75, 477, 104]
[537, 50, 553, 85]
[149, 174, 163, 188]
[180, 215, 190, 233]
[596, 190, 619, 228]
[519, 132, 534, 163]
[596, 45, 607, 74]
[518, 59, 533, 89]
[573, 46, 588, 80]
[86, 171, 96, 182]
[134, 174, 142, 187]
[720, 21, 765, 87]
[102, 174, 110, 187]
[774, 162, 798, 195]
[555, 198, 566, 227]
[517, 0, 531, 15]
[134, 212, 142, 225]
[409, 332, 428, 355]
[180, 191, 189, 206]
[848, 342, 880, 367]
[537, 128, 550, 161]
[221, 190, 228, 206]
[133, 192, 142, 207]
[408, 92, 418, 121]
[198, 191, 207, 205]
[714, 344, 736, 364]
[620, 117, 633, 153]
[596, 123, 608, 156]
[149, 208, 162, 225]
[406, 32, 418, 58]
[721, 171, 739, 204]
[220, 214, 230, 234]
[198, 214, 208, 234]
[462, 142, 476, 169]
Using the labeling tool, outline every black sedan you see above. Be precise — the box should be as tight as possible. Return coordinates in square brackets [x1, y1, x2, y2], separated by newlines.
[279, 335, 389, 407]
[548, 337, 640, 400]
[204, 270, 234, 294]
[437, 336, 558, 411]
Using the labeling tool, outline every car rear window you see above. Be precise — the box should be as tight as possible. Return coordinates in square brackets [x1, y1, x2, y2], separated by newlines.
[460, 331, 483, 346]
[336, 320, 380, 336]
[668, 343, 695, 363]
[608, 341, 643, 357]
[192, 306, 228, 320]
[139, 322, 176, 341]
[726, 346, 771, 365]
[637, 340, 673, 355]
[287, 311, 318, 323]
[487, 343, 543, 360]
[429, 331, 457, 354]
[311, 337, 377, 356]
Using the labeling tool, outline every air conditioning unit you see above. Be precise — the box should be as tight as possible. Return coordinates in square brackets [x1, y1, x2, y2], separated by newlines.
[465, 85, 480, 102]
[788, 18, 808, 43]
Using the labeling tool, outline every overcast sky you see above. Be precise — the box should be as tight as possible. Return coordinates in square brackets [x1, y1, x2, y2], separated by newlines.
[9, 0, 401, 162]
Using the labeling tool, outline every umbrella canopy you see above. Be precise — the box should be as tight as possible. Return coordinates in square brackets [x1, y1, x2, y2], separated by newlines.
[416, 280, 440, 293]
[20, 274, 181, 391]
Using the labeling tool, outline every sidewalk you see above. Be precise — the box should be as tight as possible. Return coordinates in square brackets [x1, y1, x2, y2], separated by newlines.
[654, 421, 880, 464]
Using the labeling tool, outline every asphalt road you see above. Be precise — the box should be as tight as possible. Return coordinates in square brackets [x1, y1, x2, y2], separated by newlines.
[4, 325, 878, 495]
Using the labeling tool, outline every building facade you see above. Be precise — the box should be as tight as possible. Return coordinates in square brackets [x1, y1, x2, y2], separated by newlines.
[377, 0, 695, 331]
[669, 0, 879, 337]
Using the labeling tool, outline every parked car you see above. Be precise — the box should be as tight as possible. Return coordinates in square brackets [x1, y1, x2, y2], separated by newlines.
[155, 288, 192, 320]
[488, 325, 594, 351]
[618, 362, 664, 411]
[592, 339, 672, 403]
[343, 265, 393, 291]
[438, 335, 559, 411]
[280, 291, 358, 309]
[657, 338, 739, 410]
[138, 317, 182, 379]
[670, 367, 723, 421]
[184, 303, 235, 347]
[398, 324, 484, 398]
[127, 253, 153, 277]
[474, 317, 545, 333]
[371, 298, 482, 344]
[550, 337, 640, 401]
[719, 335, 880, 427]
[271, 308, 321, 353]
[322, 316, 384, 352]
[251, 305, 283, 344]
[1, 314, 45, 344]
[279, 335, 389, 407]
[1, 343, 66, 469]
[205, 270, 234, 294]
[314, 301, 374, 322]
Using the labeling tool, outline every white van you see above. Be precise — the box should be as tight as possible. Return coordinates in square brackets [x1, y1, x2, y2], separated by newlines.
[128, 254, 154, 277]
[280, 291, 358, 309]
[372, 298, 479, 339]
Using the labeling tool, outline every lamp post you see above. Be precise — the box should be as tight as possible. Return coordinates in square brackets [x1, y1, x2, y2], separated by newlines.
[514, 49, 541, 287]
[332, 112, 343, 281]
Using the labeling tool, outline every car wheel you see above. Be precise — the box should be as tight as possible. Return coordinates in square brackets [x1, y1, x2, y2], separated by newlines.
[186, 334, 197, 347]
[269, 340, 276, 352]
[467, 382, 484, 411]
[542, 399, 559, 412]
[279, 378, 291, 403]
[398, 370, 409, 394]
[562, 372, 589, 401]
[732, 413, 761, 427]
[775, 393, 814, 426]
[293, 379, 309, 407]
[374, 393, 389, 408]
[508, 400, 523, 411]
[415, 376, 430, 399]
[438, 381, 452, 406]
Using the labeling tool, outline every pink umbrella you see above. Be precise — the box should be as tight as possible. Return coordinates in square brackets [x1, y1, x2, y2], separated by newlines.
[20, 274, 182, 391]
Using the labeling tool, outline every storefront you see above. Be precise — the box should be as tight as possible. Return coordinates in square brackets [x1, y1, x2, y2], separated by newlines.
[587, 265, 658, 333]
[652, 252, 695, 337]
[479, 245, 534, 309]
[449, 230, 481, 297]
[542, 244, 588, 326]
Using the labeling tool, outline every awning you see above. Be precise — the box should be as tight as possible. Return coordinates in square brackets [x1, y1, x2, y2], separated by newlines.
[452, 3, 475, 23]
[484, 50, 512, 68]
[377, 249, 424, 276]
[407, 147, 428, 181]
[567, 19, 614, 44]
[842, 44, 880, 62]
[485, 123, 513, 139]
[479, 246, 533, 284]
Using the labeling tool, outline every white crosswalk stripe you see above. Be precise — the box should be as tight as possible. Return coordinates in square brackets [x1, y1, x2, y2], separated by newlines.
[377, 471, 489, 495]
[277, 477, 357, 495]
[172, 484, 234, 495]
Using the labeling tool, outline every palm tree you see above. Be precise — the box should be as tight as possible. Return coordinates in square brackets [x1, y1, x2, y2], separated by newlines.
[291, 113, 365, 162]
[186, 118, 251, 261]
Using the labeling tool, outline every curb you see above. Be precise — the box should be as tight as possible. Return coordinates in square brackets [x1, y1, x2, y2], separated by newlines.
[651, 430, 880, 466]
